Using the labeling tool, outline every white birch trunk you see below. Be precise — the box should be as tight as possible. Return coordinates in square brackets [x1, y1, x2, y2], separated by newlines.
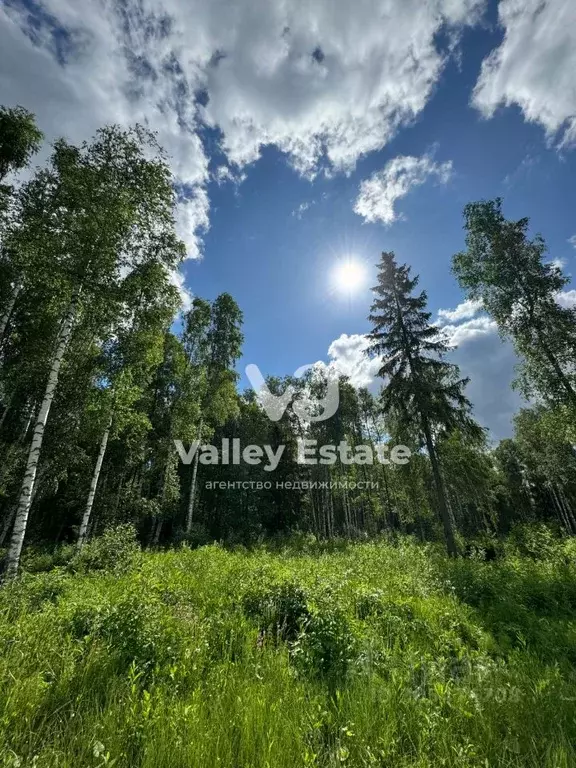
[186, 419, 203, 533]
[77, 413, 112, 550]
[3, 293, 78, 579]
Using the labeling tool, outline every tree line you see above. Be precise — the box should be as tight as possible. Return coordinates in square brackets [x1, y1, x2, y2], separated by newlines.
[1, 105, 576, 575]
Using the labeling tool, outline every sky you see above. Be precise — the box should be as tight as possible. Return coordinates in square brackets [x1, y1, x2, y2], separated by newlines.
[1, 0, 576, 440]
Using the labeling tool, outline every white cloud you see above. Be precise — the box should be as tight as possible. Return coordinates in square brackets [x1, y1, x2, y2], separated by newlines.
[0, 0, 481, 309]
[548, 258, 567, 271]
[1, 0, 483, 187]
[443, 316, 524, 441]
[473, 0, 576, 148]
[167, 268, 193, 313]
[556, 289, 576, 309]
[0, 2, 210, 262]
[314, 334, 382, 390]
[353, 154, 453, 226]
[440, 315, 498, 347]
[292, 201, 314, 219]
[213, 165, 247, 187]
[197, 0, 483, 175]
[437, 298, 483, 324]
[436, 291, 576, 435]
[174, 191, 210, 261]
[568, 235, 576, 249]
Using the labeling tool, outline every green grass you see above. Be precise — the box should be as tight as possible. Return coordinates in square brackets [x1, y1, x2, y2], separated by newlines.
[2, 533, 576, 767]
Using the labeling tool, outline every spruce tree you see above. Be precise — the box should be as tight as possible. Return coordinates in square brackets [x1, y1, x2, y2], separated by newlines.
[367, 251, 482, 555]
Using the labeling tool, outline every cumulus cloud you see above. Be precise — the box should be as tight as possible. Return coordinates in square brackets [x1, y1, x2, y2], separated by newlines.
[435, 290, 576, 435]
[353, 154, 453, 226]
[440, 315, 499, 346]
[568, 236, 576, 249]
[1, 0, 483, 256]
[548, 258, 568, 271]
[556, 289, 576, 309]
[197, 0, 483, 175]
[167, 268, 193, 313]
[213, 165, 247, 187]
[437, 298, 484, 324]
[436, 309, 524, 439]
[0, 2, 210, 262]
[441, 316, 524, 441]
[473, 0, 576, 148]
[313, 334, 382, 390]
[174, 190, 211, 261]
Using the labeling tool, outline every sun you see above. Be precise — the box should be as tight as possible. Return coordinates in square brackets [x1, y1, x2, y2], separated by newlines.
[332, 259, 367, 295]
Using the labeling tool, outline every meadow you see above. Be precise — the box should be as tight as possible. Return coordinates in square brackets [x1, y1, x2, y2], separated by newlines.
[1, 526, 576, 768]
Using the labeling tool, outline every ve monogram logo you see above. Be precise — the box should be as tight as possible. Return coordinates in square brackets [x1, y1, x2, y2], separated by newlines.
[245, 363, 339, 423]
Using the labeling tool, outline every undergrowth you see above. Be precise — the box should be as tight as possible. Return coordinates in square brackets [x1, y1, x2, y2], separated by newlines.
[1, 526, 576, 767]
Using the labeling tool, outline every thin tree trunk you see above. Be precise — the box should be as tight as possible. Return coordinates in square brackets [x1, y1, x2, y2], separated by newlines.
[328, 482, 335, 538]
[0, 282, 21, 346]
[310, 485, 319, 537]
[3, 292, 78, 579]
[422, 417, 458, 556]
[153, 518, 163, 545]
[186, 419, 203, 533]
[21, 401, 34, 439]
[0, 392, 15, 433]
[113, 470, 126, 518]
[77, 414, 112, 550]
[550, 486, 569, 533]
[558, 488, 576, 534]
[380, 464, 393, 531]
[0, 505, 16, 546]
[537, 331, 576, 407]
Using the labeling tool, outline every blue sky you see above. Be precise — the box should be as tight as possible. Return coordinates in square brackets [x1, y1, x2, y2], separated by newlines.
[2, 0, 576, 439]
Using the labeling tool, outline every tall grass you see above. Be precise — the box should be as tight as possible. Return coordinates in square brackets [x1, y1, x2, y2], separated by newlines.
[1, 530, 576, 767]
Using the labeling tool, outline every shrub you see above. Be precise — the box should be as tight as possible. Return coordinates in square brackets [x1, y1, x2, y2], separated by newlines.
[20, 549, 55, 574]
[69, 524, 141, 574]
[173, 522, 212, 549]
[242, 579, 310, 642]
[505, 522, 562, 561]
[292, 607, 358, 682]
[20, 543, 76, 574]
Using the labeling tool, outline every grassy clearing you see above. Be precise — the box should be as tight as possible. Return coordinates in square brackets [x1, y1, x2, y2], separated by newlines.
[1, 532, 576, 767]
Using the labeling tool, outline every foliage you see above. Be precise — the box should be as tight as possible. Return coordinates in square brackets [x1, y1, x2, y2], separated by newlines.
[1, 535, 576, 767]
[454, 198, 576, 407]
[69, 524, 141, 574]
[0, 105, 43, 182]
[367, 251, 484, 555]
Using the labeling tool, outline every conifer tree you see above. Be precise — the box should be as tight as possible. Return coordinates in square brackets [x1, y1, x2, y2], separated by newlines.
[367, 251, 482, 555]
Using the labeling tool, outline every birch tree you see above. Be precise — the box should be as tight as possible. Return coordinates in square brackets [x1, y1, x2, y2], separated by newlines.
[0, 106, 43, 349]
[183, 294, 243, 533]
[454, 199, 576, 408]
[2, 126, 184, 578]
